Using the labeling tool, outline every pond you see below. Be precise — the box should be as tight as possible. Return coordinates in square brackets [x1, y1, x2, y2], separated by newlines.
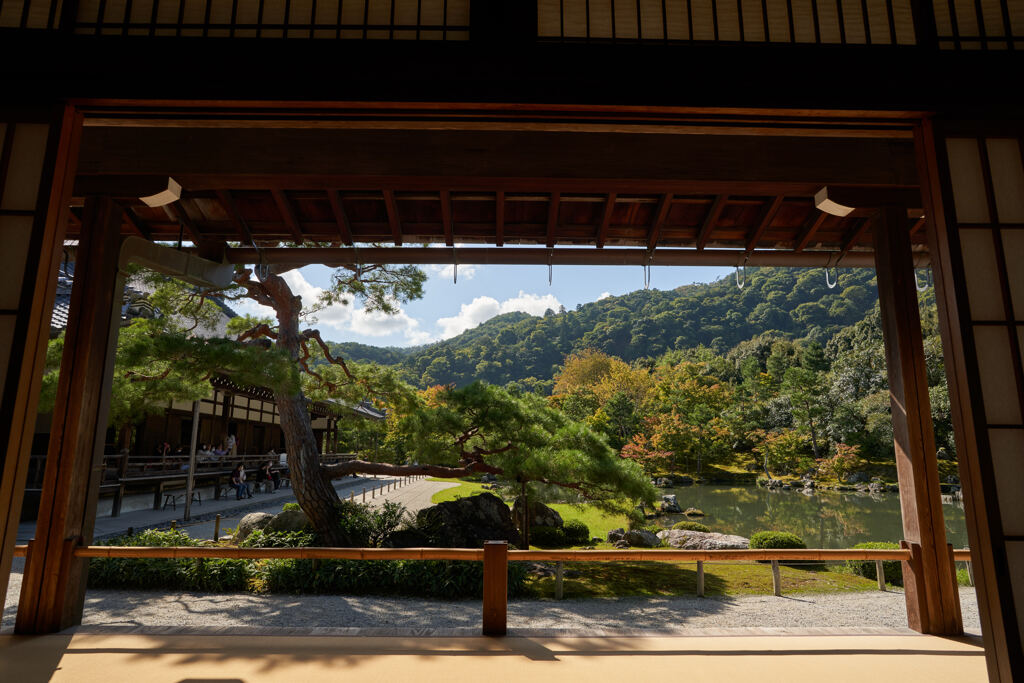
[656, 484, 969, 549]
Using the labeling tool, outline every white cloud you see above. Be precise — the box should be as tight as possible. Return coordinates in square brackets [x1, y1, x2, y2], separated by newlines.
[232, 269, 428, 344]
[597, 291, 612, 300]
[435, 290, 562, 339]
[429, 263, 478, 281]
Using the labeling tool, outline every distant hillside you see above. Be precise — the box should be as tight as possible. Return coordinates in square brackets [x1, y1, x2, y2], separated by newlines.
[332, 267, 882, 391]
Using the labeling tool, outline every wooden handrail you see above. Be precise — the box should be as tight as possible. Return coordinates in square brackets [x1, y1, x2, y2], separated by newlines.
[11, 544, 970, 562]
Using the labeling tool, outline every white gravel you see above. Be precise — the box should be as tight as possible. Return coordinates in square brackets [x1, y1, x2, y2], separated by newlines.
[4, 555, 980, 635]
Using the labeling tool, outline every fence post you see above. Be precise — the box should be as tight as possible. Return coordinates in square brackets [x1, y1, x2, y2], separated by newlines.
[771, 559, 781, 596]
[482, 541, 508, 636]
[362, 488, 366, 502]
[349, 491, 354, 501]
[876, 559, 886, 590]
[214, 514, 221, 542]
[170, 520, 176, 530]
[697, 560, 705, 597]
[555, 561, 564, 600]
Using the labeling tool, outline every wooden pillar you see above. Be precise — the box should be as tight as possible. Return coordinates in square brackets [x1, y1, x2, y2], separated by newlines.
[874, 205, 962, 635]
[0, 106, 80, 623]
[482, 540, 508, 636]
[919, 123, 1024, 681]
[16, 196, 125, 634]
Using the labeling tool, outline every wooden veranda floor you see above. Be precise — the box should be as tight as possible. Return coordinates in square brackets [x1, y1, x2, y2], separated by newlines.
[0, 629, 987, 683]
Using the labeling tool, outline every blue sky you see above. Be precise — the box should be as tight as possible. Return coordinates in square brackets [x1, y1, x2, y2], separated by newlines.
[235, 262, 733, 347]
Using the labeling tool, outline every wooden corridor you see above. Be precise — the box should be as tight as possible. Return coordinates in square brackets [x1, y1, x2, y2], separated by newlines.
[0, 631, 988, 683]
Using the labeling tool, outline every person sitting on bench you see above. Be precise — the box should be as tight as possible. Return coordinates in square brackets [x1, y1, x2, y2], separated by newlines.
[230, 463, 250, 500]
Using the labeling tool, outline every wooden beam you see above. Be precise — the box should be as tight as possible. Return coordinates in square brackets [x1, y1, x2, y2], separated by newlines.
[838, 216, 874, 263]
[696, 195, 727, 250]
[546, 191, 561, 248]
[270, 189, 304, 244]
[16, 197, 125, 634]
[221, 246, 920, 268]
[216, 189, 255, 244]
[382, 189, 402, 246]
[910, 215, 927, 236]
[164, 202, 203, 244]
[873, 205, 962, 636]
[122, 208, 152, 240]
[747, 196, 785, 252]
[647, 193, 674, 251]
[440, 189, 453, 246]
[495, 191, 505, 247]
[326, 190, 354, 245]
[596, 193, 617, 249]
[793, 209, 829, 252]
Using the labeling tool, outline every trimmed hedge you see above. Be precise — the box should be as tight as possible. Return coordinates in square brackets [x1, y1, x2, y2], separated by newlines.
[530, 525, 568, 548]
[671, 521, 711, 533]
[563, 520, 591, 545]
[87, 529, 249, 592]
[847, 541, 903, 586]
[86, 528, 528, 599]
[749, 531, 807, 566]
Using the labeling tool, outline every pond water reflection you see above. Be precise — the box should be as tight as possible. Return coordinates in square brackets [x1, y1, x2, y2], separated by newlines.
[656, 484, 969, 549]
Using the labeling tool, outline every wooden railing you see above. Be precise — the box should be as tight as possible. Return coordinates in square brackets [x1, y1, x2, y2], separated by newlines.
[10, 542, 973, 635]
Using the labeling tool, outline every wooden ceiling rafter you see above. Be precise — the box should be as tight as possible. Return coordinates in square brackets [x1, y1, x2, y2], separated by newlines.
[647, 193, 674, 251]
[793, 209, 829, 252]
[837, 216, 874, 263]
[382, 189, 402, 246]
[546, 191, 561, 248]
[696, 195, 728, 250]
[270, 189, 304, 244]
[216, 189, 255, 244]
[163, 202, 204, 244]
[122, 207, 153, 240]
[326, 189, 354, 245]
[745, 195, 785, 252]
[440, 189, 454, 246]
[910, 215, 927, 236]
[595, 192, 617, 249]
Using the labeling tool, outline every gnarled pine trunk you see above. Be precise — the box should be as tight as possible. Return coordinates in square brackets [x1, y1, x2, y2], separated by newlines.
[268, 273, 345, 545]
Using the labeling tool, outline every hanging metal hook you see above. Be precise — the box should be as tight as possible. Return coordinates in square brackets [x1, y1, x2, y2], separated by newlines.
[736, 253, 749, 289]
[548, 248, 554, 286]
[643, 250, 653, 289]
[915, 267, 931, 292]
[452, 247, 458, 285]
[824, 253, 839, 289]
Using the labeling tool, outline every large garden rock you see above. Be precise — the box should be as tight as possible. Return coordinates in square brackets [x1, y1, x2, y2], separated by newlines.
[655, 477, 673, 488]
[657, 529, 749, 550]
[624, 529, 661, 548]
[416, 492, 520, 547]
[266, 509, 312, 533]
[234, 512, 273, 543]
[511, 497, 563, 529]
[684, 507, 705, 517]
[607, 527, 626, 543]
[660, 494, 682, 513]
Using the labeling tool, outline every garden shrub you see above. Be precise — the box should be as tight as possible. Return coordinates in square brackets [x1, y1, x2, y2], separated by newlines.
[672, 520, 710, 533]
[256, 558, 528, 598]
[87, 529, 249, 592]
[281, 502, 301, 512]
[332, 499, 408, 547]
[563, 520, 590, 545]
[846, 541, 903, 587]
[240, 529, 315, 548]
[529, 525, 568, 548]
[749, 531, 807, 566]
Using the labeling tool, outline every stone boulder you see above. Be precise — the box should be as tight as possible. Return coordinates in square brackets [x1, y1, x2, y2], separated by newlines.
[512, 497, 563, 530]
[607, 527, 626, 543]
[845, 471, 871, 484]
[683, 507, 705, 517]
[613, 539, 630, 549]
[266, 509, 312, 534]
[655, 477, 673, 488]
[415, 492, 520, 547]
[660, 494, 682, 513]
[624, 529, 661, 548]
[656, 529, 750, 550]
[234, 512, 273, 543]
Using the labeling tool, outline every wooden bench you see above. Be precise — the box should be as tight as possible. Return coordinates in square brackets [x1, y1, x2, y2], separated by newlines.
[162, 489, 202, 511]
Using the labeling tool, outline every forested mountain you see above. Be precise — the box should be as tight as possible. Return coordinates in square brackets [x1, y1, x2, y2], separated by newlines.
[331, 267, 888, 392]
